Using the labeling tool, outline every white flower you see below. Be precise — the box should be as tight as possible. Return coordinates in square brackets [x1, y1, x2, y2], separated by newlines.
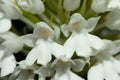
[88, 40, 120, 80]
[63, 0, 81, 11]
[105, 10, 120, 31]
[17, 0, 45, 15]
[0, 0, 22, 19]
[18, 60, 54, 80]
[0, 12, 11, 33]
[51, 59, 85, 80]
[92, 0, 120, 13]
[0, 35, 24, 77]
[62, 13, 104, 58]
[23, 22, 65, 66]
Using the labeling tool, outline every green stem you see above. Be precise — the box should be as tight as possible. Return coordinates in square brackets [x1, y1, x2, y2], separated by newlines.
[20, 16, 35, 28]
[79, 0, 87, 16]
[57, 0, 65, 23]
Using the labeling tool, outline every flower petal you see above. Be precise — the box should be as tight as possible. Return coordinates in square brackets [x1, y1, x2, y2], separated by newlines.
[63, 0, 81, 11]
[87, 34, 104, 50]
[64, 34, 76, 58]
[72, 59, 86, 72]
[36, 40, 51, 66]
[21, 34, 37, 47]
[49, 42, 65, 58]
[76, 34, 92, 57]
[25, 46, 40, 66]
[91, 0, 108, 13]
[0, 19, 11, 33]
[107, 0, 120, 11]
[67, 70, 84, 80]
[103, 60, 120, 80]
[0, 55, 16, 77]
[2, 38, 24, 53]
[105, 10, 120, 31]
[109, 40, 120, 55]
[0, 49, 4, 60]
[87, 16, 100, 32]
[88, 63, 104, 80]
[0, 31, 17, 40]
[34, 22, 54, 39]
[61, 24, 70, 37]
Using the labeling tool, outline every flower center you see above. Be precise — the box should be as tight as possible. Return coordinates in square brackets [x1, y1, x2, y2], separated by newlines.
[40, 28, 53, 39]
[70, 22, 81, 32]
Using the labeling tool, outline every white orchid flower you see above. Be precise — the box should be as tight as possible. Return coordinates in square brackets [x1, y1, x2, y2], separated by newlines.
[24, 22, 65, 66]
[88, 40, 120, 80]
[62, 13, 104, 58]
[0, 35, 24, 77]
[63, 0, 81, 11]
[0, 0, 22, 19]
[18, 60, 54, 80]
[92, 0, 120, 13]
[17, 0, 45, 15]
[105, 10, 120, 31]
[51, 59, 85, 80]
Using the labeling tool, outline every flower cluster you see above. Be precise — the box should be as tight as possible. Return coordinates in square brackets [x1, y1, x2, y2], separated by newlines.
[0, 0, 120, 80]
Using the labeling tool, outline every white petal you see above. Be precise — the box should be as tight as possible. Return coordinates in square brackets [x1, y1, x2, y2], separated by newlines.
[36, 40, 51, 66]
[72, 59, 86, 72]
[114, 59, 120, 73]
[25, 46, 40, 66]
[34, 22, 54, 39]
[0, 31, 17, 40]
[35, 66, 50, 77]
[88, 63, 104, 80]
[87, 16, 100, 32]
[29, 0, 45, 14]
[64, 34, 76, 58]
[0, 19, 11, 33]
[103, 60, 120, 80]
[109, 40, 120, 55]
[69, 13, 88, 32]
[63, 0, 81, 11]
[107, 0, 120, 11]
[0, 49, 4, 60]
[0, 3, 21, 19]
[54, 26, 61, 40]
[18, 0, 45, 15]
[67, 70, 84, 80]
[91, 0, 108, 13]
[2, 38, 24, 53]
[87, 34, 104, 50]
[76, 34, 92, 57]
[61, 24, 70, 37]
[49, 42, 65, 58]
[21, 34, 37, 47]
[105, 10, 120, 31]
[0, 55, 16, 77]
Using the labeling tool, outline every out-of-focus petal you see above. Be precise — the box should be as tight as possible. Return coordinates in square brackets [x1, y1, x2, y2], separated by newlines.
[2, 38, 24, 53]
[88, 63, 104, 80]
[63, 0, 81, 11]
[0, 19, 11, 33]
[0, 55, 16, 77]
